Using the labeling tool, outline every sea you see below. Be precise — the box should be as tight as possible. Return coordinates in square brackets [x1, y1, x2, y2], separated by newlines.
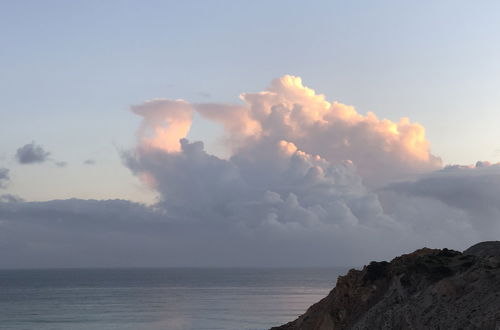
[0, 267, 347, 330]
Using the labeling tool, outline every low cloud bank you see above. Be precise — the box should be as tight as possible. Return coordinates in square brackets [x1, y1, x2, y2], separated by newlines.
[1, 161, 498, 268]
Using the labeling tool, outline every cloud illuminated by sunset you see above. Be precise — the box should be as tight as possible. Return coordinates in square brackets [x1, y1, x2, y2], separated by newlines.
[132, 75, 441, 186]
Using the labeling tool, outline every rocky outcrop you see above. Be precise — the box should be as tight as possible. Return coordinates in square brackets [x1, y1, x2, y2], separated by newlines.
[464, 241, 500, 258]
[272, 242, 500, 330]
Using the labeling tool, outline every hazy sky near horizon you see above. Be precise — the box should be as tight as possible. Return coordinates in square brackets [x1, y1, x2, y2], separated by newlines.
[2, 0, 500, 202]
[2, 1, 500, 268]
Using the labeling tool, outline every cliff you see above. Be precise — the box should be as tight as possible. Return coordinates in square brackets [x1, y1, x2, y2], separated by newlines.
[272, 241, 500, 330]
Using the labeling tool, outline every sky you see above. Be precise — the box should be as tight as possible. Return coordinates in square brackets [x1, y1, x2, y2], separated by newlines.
[1, 1, 500, 268]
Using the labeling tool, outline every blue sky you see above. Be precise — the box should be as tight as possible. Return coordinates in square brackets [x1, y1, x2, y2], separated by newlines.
[2, 0, 500, 202]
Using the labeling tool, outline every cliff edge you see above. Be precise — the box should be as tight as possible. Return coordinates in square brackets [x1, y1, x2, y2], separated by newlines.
[272, 241, 500, 330]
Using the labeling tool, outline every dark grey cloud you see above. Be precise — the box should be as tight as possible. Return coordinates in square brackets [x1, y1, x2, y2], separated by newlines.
[84, 159, 96, 165]
[0, 197, 403, 268]
[0, 168, 9, 188]
[15, 142, 50, 164]
[55, 161, 67, 167]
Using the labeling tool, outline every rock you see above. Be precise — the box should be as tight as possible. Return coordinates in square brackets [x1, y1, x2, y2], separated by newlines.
[464, 241, 500, 257]
[271, 242, 500, 330]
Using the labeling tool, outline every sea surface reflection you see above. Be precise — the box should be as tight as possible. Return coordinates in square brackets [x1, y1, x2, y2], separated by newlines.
[0, 267, 346, 330]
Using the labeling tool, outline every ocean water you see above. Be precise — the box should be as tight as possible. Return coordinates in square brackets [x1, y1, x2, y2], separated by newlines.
[0, 268, 346, 330]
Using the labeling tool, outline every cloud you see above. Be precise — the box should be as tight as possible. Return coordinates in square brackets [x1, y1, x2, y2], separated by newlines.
[2, 75, 498, 268]
[0, 168, 9, 189]
[84, 159, 96, 165]
[55, 161, 67, 167]
[125, 138, 380, 226]
[0, 196, 404, 268]
[15, 142, 67, 167]
[131, 99, 193, 152]
[15, 142, 50, 164]
[131, 76, 441, 187]
[3, 160, 499, 268]
[379, 162, 500, 238]
[0, 198, 172, 268]
[119, 75, 496, 266]
[126, 75, 444, 234]
[0, 194, 23, 203]
[123, 140, 493, 267]
[198, 92, 211, 98]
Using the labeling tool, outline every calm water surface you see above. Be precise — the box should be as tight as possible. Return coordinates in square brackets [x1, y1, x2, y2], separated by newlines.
[0, 268, 346, 330]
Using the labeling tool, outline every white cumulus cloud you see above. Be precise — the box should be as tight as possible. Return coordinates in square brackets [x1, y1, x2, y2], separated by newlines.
[1, 76, 498, 268]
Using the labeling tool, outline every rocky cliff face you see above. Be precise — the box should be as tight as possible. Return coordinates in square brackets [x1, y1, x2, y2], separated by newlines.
[272, 242, 500, 330]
